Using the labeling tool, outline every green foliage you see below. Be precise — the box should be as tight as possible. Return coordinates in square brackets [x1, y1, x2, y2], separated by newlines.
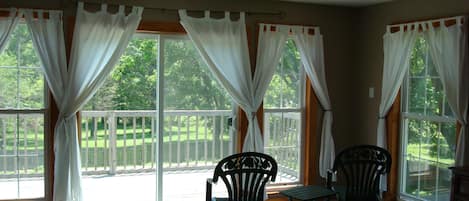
[0, 23, 44, 109]
[86, 36, 232, 111]
[406, 37, 456, 160]
[163, 39, 230, 110]
[404, 37, 457, 200]
[264, 39, 302, 108]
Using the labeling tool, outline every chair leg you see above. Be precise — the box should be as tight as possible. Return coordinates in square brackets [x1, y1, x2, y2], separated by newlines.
[206, 180, 212, 201]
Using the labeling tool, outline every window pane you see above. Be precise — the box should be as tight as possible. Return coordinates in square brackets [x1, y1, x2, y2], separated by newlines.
[264, 111, 301, 183]
[18, 115, 45, 198]
[426, 78, 444, 116]
[19, 68, 44, 109]
[409, 38, 426, 77]
[401, 37, 455, 201]
[85, 36, 158, 111]
[163, 38, 230, 110]
[0, 68, 17, 109]
[81, 34, 234, 201]
[408, 77, 425, 113]
[264, 38, 303, 184]
[0, 22, 45, 199]
[264, 39, 302, 109]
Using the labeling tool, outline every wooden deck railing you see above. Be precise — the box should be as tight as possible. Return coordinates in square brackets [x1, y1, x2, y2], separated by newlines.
[80, 110, 233, 175]
[0, 110, 302, 181]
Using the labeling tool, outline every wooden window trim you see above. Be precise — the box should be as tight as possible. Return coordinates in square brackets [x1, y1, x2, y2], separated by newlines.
[383, 91, 400, 201]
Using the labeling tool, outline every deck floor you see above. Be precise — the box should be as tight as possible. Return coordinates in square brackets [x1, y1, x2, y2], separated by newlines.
[1, 170, 295, 201]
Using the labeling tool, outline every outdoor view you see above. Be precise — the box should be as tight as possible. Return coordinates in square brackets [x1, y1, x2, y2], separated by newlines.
[264, 38, 304, 184]
[0, 23, 46, 200]
[0, 25, 303, 200]
[401, 37, 456, 201]
[79, 34, 302, 200]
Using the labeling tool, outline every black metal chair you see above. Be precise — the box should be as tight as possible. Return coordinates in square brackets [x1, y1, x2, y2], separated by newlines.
[206, 152, 278, 201]
[326, 145, 392, 201]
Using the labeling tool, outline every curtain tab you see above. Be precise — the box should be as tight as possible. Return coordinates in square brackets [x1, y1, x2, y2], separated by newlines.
[315, 27, 321, 35]
[118, 5, 124, 14]
[131, 7, 143, 16]
[204, 10, 210, 18]
[37, 10, 44, 20]
[460, 16, 465, 25]
[386, 25, 391, 33]
[78, 2, 84, 10]
[440, 19, 446, 27]
[224, 11, 229, 19]
[101, 4, 108, 12]
[9, 8, 17, 17]
[240, 12, 245, 21]
[178, 9, 187, 19]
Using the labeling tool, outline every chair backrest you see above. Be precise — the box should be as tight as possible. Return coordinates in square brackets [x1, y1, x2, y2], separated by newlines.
[332, 145, 391, 201]
[212, 152, 278, 201]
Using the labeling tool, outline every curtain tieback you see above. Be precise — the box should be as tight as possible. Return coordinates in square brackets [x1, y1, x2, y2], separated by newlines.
[378, 116, 386, 120]
[247, 112, 257, 120]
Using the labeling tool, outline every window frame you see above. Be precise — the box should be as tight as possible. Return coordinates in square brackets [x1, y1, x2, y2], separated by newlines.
[397, 36, 457, 201]
[0, 21, 50, 200]
[263, 37, 306, 186]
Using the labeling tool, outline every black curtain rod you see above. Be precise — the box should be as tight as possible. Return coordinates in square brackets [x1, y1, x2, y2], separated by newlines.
[75, 1, 284, 17]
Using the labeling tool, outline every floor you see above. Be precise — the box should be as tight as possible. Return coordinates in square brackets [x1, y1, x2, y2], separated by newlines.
[1, 169, 295, 201]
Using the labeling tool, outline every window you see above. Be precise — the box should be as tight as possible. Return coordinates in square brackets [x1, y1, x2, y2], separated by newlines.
[400, 37, 456, 201]
[264, 38, 304, 184]
[81, 33, 233, 201]
[0, 23, 47, 199]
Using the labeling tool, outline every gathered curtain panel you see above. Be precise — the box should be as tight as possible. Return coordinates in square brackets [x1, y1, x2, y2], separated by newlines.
[290, 26, 335, 178]
[378, 24, 418, 149]
[251, 23, 290, 151]
[178, 10, 264, 152]
[422, 16, 469, 166]
[24, 3, 143, 201]
[0, 8, 20, 53]
[378, 23, 419, 191]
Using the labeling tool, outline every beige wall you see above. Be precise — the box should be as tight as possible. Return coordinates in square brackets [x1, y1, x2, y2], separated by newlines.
[354, 0, 469, 145]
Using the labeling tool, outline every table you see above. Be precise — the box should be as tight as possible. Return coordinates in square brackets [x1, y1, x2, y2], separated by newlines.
[280, 185, 338, 201]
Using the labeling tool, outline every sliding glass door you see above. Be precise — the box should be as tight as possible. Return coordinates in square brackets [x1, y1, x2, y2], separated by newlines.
[82, 33, 234, 201]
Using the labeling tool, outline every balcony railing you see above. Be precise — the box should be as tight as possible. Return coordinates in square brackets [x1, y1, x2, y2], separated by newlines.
[80, 110, 233, 175]
[0, 110, 301, 181]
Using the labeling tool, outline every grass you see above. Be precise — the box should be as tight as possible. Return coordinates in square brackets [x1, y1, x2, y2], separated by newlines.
[406, 143, 455, 166]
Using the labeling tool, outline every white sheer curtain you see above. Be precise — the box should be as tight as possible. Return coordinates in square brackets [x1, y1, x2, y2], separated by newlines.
[291, 26, 334, 178]
[178, 10, 263, 152]
[0, 8, 20, 53]
[26, 3, 142, 201]
[24, 9, 68, 103]
[423, 16, 469, 166]
[378, 24, 418, 191]
[378, 24, 418, 149]
[250, 24, 289, 151]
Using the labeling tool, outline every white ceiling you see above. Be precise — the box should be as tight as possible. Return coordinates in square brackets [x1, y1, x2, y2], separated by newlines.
[279, 0, 393, 7]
